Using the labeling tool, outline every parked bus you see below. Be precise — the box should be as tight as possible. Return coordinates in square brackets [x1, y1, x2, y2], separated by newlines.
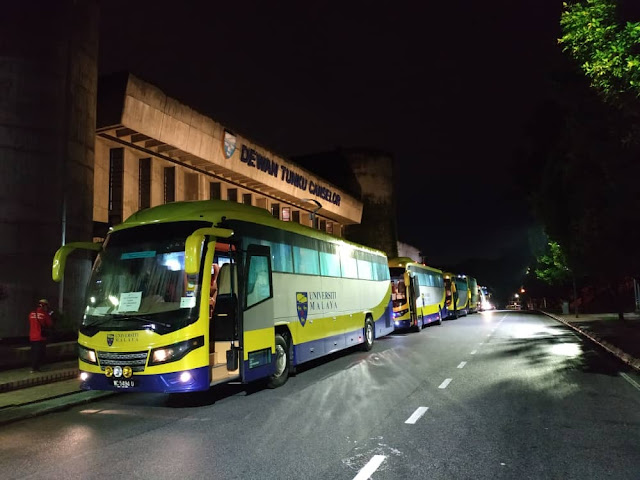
[443, 273, 470, 318]
[389, 258, 446, 331]
[478, 286, 494, 311]
[468, 276, 479, 313]
[52, 200, 394, 393]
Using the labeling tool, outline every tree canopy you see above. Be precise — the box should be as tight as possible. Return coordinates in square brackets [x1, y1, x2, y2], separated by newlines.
[559, 0, 640, 104]
[535, 241, 572, 286]
[519, 53, 640, 284]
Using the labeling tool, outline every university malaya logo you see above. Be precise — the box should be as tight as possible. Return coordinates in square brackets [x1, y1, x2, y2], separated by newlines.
[296, 292, 308, 327]
[107, 333, 114, 346]
[223, 129, 237, 159]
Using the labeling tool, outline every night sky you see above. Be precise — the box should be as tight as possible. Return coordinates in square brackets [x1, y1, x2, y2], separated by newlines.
[99, 1, 564, 288]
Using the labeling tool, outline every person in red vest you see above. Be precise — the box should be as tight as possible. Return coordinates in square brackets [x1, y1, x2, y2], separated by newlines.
[28, 299, 53, 373]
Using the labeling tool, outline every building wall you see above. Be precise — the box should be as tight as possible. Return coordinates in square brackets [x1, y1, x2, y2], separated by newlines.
[397, 241, 422, 263]
[0, 1, 98, 337]
[93, 137, 343, 237]
[343, 151, 398, 258]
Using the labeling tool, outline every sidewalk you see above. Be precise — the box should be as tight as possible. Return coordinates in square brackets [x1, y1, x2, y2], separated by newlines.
[0, 341, 115, 426]
[541, 311, 640, 371]
[1, 312, 639, 427]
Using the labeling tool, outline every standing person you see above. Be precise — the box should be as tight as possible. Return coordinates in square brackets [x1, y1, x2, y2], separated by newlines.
[28, 299, 53, 373]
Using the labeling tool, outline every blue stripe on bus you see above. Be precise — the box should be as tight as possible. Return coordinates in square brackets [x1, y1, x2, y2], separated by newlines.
[292, 302, 394, 365]
[242, 360, 276, 383]
[80, 366, 210, 393]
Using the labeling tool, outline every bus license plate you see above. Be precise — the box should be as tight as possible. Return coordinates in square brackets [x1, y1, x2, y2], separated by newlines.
[113, 379, 136, 389]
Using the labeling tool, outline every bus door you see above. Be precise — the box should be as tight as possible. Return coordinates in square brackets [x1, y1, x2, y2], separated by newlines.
[209, 247, 242, 383]
[408, 273, 420, 327]
[241, 244, 276, 382]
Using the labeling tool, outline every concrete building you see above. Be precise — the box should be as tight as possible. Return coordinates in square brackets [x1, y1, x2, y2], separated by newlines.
[0, 1, 99, 338]
[294, 149, 398, 258]
[94, 73, 363, 240]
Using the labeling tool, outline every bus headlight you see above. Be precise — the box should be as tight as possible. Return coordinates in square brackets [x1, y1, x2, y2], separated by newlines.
[393, 309, 409, 318]
[78, 344, 98, 365]
[148, 336, 205, 366]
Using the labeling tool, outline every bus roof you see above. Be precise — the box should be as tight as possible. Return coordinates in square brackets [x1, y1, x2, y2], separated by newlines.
[111, 199, 387, 257]
[388, 257, 443, 274]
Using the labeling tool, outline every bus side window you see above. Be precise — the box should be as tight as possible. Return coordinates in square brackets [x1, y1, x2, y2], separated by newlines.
[247, 255, 271, 308]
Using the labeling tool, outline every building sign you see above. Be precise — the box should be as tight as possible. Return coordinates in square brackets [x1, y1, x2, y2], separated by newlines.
[240, 145, 341, 206]
[223, 130, 237, 159]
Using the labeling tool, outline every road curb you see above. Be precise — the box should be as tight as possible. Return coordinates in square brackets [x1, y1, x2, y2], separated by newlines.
[541, 311, 640, 372]
[0, 390, 116, 427]
[0, 368, 79, 393]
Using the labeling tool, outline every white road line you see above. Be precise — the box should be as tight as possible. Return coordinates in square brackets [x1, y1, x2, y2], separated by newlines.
[353, 455, 386, 480]
[486, 334, 491, 337]
[621, 372, 640, 392]
[470, 350, 477, 355]
[405, 406, 429, 424]
[439, 378, 452, 389]
[457, 361, 467, 369]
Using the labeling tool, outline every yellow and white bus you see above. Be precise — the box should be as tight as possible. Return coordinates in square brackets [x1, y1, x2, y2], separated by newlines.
[389, 258, 446, 331]
[52, 200, 394, 392]
[467, 276, 479, 313]
[443, 272, 470, 318]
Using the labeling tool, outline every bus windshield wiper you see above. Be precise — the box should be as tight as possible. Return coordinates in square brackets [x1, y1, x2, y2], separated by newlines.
[111, 314, 173, 328]
[84, 317, 114, 328]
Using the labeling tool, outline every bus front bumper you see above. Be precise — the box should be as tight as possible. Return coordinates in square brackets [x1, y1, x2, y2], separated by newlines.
[79, 366, 210, 393]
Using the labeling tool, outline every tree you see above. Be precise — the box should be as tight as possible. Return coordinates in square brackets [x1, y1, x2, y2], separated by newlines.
[518, 51, 640, 317]
[535, 241, 572, 286]
[559, 0, 640, 106]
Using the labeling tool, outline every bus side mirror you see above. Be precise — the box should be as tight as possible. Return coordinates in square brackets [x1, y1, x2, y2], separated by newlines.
[185, 227, 234, 275]
[185, 233, 205, 275]
[52, 242, 101, 282]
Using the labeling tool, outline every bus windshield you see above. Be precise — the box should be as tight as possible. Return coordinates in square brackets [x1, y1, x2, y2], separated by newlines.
[81, 221, 210, 334]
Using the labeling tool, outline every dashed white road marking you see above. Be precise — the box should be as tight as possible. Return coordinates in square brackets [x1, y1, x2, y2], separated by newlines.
[621, 372, 640, 392]
[457, 361, 467, 369]
[353, 455, 386, 480]
[405, 407, 429, 424]
[439, 378, 452, 389]
[470, 350, 477, 355]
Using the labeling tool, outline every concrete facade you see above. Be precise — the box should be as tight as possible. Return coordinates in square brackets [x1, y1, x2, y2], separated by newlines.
[0, 1, 98, 338]
[95, 74, 361, 237]
[294, 149, 399, 258]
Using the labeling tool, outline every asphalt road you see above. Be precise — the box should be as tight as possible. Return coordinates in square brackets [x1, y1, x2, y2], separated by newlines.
[1, 311, 639, 480]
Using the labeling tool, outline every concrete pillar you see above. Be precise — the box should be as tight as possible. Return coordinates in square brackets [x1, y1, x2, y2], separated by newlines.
[93, 139, 110, 224]
[343, 151, 398, 257]
[0, 1, 99, 337]
[123, 148, 139, 220]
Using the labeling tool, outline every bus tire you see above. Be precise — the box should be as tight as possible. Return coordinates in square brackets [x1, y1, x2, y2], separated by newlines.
[437, 309, 443, 326]
[414, 317, 422, 332]
[361, 318, 375, 351]
[267, 334, 290, 389]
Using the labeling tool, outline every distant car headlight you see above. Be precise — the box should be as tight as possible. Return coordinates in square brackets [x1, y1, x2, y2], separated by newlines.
[78, 344, 97, 365]
[148, 336, 205, 366]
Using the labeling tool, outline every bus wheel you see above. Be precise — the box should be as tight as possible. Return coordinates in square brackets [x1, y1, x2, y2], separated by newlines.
[437, 311, 443, 326]
[361, 318, 374, 351]
[267, 334, 289, 388]
[414, 317, 422, 332]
